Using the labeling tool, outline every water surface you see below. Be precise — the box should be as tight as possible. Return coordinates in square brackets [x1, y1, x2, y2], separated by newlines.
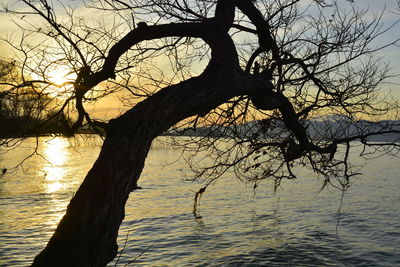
[0, 136, 399, 266]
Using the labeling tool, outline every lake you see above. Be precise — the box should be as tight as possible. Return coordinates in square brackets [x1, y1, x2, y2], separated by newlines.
[0, 136, 399, 266]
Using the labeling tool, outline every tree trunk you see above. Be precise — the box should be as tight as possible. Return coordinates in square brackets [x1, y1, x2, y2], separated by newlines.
[31, 65, 250, 266]
[30, 2, 268, 264]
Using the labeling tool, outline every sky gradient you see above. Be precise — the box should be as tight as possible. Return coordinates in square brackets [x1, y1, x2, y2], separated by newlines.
[0, 0, 399, 118]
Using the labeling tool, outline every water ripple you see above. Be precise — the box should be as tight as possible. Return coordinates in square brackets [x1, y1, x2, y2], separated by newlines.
[0, 137, 399, 266]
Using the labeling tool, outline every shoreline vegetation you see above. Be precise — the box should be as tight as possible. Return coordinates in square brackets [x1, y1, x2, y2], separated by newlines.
[0, 115, 87, 138]
[2, 115, 399, 143]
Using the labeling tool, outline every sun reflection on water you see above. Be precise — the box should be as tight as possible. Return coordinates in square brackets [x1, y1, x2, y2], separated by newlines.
[43, 137, 69, 194]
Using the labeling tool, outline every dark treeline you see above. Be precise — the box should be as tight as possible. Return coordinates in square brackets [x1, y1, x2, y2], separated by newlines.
[0, 112, 74, 138]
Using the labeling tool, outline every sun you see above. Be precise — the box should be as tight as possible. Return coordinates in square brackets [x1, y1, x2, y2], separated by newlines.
[47, 66, 74, 86]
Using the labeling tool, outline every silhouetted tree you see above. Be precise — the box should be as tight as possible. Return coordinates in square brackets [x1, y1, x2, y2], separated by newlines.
[0, 60, 51, 137]
[0, 60, 73, 137]
[1, 0, 400, 266]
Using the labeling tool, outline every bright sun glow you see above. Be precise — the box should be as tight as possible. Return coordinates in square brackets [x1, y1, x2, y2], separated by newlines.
[47, 66, 74, 86]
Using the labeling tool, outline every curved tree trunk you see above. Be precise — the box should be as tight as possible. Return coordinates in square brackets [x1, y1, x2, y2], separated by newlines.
[31, 1, 271, 265]
[31, 65, 253, 266]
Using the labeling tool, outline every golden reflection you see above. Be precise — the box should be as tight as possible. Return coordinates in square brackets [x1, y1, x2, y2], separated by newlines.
[43, 137, 69, 194]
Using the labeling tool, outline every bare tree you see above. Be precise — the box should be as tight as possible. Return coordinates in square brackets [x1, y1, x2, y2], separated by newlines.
[1, 0, 400, 266]
[0, 59, 55, 138]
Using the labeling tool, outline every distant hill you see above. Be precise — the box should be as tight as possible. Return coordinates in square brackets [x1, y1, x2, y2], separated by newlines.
[305, 119, 400, 142]
[167, 118, 400, 143]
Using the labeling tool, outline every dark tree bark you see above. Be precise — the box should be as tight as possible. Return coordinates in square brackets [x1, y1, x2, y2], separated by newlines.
[31, 1, 265, 265]
[32, 66, 258, 267]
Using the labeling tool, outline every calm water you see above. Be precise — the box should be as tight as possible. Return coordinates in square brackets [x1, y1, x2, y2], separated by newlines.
[0, 136, 399, 266]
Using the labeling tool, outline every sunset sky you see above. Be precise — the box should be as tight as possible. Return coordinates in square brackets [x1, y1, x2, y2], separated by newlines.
[0, 0, 399, 118]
